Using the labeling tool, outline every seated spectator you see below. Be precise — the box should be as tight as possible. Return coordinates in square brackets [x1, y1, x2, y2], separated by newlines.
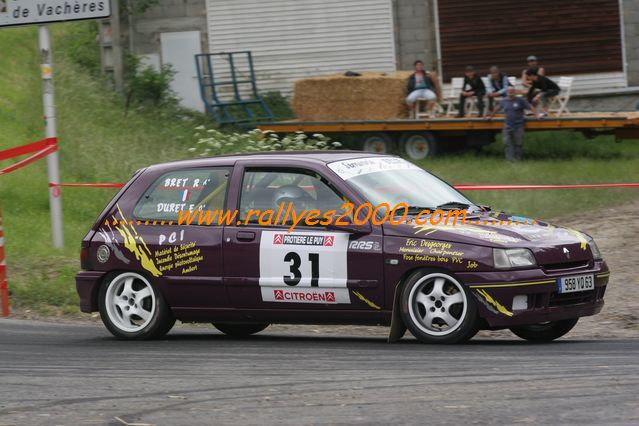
[457, 66, 486, 117]
[522, 55, 546, 101]
[525, 68, 560, 118]
[406, 60, 437, 117]
[486, 66, 510, 112]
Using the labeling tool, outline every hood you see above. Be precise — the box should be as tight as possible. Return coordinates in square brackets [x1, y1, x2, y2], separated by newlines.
[383, 211, 594, 265]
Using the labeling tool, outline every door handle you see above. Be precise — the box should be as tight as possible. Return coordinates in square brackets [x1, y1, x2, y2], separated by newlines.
[236, 231, 256, 242]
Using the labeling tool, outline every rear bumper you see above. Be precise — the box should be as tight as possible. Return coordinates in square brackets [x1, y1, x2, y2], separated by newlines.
[75, 271, 106, 313]
[458, 263, 609, 328]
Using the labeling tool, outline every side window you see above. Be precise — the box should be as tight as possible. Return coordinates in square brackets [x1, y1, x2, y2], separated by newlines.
[133, 168, 230, 222]
[239, 169, 346, 223]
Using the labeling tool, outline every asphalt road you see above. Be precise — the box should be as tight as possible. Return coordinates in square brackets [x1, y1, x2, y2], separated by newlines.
[0, 319, 638, 426]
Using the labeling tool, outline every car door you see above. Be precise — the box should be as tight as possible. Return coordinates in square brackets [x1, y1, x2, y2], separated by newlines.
[105, 166, 231, 310]
[222, 162, 385, 313]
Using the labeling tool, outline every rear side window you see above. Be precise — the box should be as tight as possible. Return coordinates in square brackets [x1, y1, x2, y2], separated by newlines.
[133, 168, 230, 222]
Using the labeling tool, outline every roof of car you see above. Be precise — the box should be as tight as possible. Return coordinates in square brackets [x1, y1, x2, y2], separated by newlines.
[145, 150, 392, 172]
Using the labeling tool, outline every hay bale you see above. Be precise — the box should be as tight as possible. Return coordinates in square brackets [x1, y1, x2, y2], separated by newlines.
[292, 71, 442, 121]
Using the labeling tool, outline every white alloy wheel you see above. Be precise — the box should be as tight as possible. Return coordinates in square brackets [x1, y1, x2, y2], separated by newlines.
[403, 134, 431, 160]
[104, 272, 156, 333]
[407, 273, 468, 336]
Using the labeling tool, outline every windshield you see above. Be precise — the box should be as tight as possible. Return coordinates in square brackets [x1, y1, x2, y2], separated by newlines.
[328, 156, 475, 210]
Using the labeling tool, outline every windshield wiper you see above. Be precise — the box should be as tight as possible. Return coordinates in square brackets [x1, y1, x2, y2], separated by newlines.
[435, 201, 471, 210]
[405, 205, 436, 214]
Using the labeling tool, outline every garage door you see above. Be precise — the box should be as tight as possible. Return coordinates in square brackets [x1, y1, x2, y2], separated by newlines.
[206, 0, 397, 95]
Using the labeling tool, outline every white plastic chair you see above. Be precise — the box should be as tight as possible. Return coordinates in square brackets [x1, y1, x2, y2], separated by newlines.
[548, 76, 574, 116]
[442, 77, 464, 117]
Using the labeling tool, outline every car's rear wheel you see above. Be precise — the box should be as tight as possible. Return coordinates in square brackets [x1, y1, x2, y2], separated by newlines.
[400, 270, 478, 344]
[510, 318, 579, 342]
[213, 323, 269, 336]
[99, 272, 175, 340]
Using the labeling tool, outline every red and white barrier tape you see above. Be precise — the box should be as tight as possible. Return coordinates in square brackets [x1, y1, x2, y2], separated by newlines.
[0, 138, 57, 176]
[48, 183, 125, 188]
[48, 182, 639, 190]
[2, 139, 638, 191]
[454, 183, 639, 190]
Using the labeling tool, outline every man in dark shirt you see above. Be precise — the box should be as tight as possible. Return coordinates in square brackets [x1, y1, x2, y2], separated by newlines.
[457, 66, 486, 117]
[526, 67, 560, 118]
[487, 87, 536, 161]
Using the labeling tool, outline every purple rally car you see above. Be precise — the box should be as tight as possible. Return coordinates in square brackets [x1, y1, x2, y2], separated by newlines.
[76, 152, 609, 344]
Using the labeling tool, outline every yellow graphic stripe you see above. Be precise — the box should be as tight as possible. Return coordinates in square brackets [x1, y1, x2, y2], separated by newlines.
[114, 205, 162, 277]
[596, 273, 610, 278]
[469, 280, 555, 289]
[352, 290, 381, 310]
[566, 228, 588, 250]
[476, 289, 513, 317]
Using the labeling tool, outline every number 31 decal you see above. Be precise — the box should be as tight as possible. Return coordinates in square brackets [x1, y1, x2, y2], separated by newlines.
[284, 252, 319, 287]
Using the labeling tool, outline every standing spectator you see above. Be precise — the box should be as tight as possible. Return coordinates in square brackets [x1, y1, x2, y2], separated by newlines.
[406, 60, 437, 117]
[522, 55, 546, 101]
[526, 68, 559, 118]
[486, 86, 536, 161]
[457, 66, 486, 117]
[486, 66, 510, 112]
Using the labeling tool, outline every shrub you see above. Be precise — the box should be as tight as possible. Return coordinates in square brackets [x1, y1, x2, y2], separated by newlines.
[59, 22, 101, 75]
[188, 128, 342, 157]
[124, 54, 177, 111]
[261, 91, 294, 121]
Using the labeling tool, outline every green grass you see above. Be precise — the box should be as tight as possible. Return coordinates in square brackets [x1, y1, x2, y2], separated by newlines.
[1, 24, 638, 315]
[417, 131, 639, 218]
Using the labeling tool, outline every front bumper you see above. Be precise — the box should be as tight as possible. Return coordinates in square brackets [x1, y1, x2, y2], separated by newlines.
[75, 271, 107, 313]
[458, 261, 609, 328]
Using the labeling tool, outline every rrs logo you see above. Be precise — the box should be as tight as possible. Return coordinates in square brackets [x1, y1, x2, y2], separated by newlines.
[348, 240, 380, 251]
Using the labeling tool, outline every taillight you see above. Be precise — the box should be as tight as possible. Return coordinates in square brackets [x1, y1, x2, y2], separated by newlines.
[80, 245, 92, 270]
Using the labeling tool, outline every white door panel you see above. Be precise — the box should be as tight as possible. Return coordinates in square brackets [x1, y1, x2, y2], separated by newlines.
[160, 31, 203, 111]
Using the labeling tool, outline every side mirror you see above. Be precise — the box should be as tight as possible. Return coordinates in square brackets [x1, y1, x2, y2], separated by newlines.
[326, 218, 372, 235]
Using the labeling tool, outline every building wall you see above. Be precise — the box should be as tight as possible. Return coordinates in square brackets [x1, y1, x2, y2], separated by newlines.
[205, 0, 397, 95]
[622, 0, 639, 86]
[124, 0, 208, 56]
[392, 0, 437, 71]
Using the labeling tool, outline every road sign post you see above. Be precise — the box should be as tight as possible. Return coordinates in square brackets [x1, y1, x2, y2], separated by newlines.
[1, 1, 111, 248]
[39, 25, 64, 248]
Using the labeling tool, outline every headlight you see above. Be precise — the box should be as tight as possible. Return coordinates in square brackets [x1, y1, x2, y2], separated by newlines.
[493, 248, 537, 269]
[588, 239, 602, 260]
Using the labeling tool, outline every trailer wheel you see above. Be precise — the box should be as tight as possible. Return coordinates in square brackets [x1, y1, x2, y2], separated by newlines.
[360, 132, 394, 154]
[400, 132, 437, 160]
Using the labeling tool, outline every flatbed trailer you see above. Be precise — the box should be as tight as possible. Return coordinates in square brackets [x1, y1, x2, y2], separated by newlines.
[257, 113, 639, 159]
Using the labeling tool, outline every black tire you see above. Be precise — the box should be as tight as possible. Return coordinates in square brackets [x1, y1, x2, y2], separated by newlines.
[213, 323, 269, 336]
[510, 318, 579, 342]
[359, 132, 395, 154]
[400, 269, 478, 344]
[98, 271, 175, 340]
[399, 132, 438, 160]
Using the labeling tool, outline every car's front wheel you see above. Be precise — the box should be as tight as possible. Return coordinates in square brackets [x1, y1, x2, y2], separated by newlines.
[510, 319, 579, 342]
[213, 323, 269, 336]
[99, 272, 175, 340]
[400, 269, 478, 344]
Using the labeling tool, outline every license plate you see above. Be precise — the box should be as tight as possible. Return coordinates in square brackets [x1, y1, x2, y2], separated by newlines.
[557, 274, 594, 294]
